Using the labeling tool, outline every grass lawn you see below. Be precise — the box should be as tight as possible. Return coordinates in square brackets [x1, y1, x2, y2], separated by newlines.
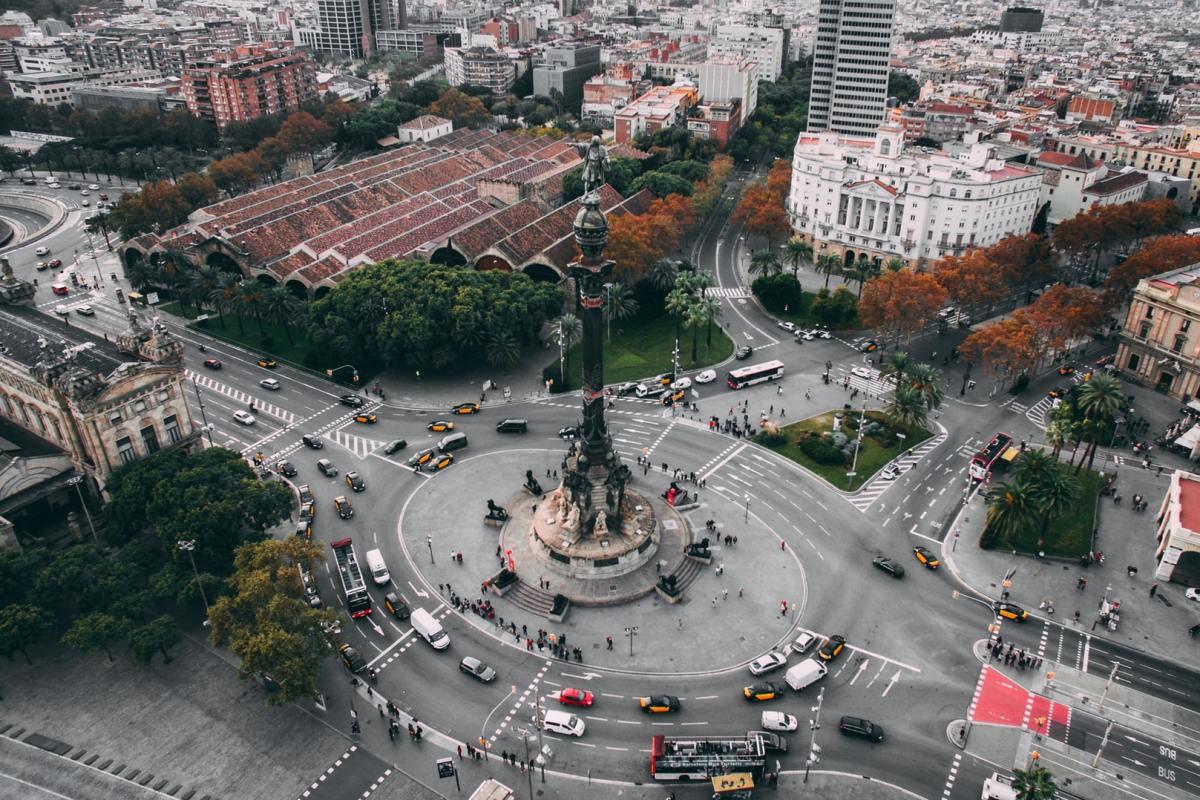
[983, 464, 1101, 559]
[754, 410, 932, 492]
[159, 301, 318, 370]
[551, 306, 735, 391]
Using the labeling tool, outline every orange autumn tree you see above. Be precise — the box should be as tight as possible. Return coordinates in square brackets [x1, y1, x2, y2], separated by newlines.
[858, 270, 948, 345]
[607, 212, 666, 283]
[959, 316, 1040, 385]
[1103, 233, 1200, 307]
[692, 153, 734, 216]
[733, 183, 790, 248]
[985, 232, 1058, 290]
[766, 157, 792, 202]
[1020, 285, 1104, 361]
[934, 250, 1007, 311]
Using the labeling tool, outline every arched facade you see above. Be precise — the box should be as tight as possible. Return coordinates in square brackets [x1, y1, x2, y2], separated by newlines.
[124, 248, 144, 269]
[430, 245, 467, 267]
[522, 263, 562, 283]
[206, 251, 242, 275]
[476, 254, 513, 272]
[285, 280, 309, 299]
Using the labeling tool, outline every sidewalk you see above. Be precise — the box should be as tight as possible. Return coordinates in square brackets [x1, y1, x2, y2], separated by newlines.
[943, 462, 1200, 672]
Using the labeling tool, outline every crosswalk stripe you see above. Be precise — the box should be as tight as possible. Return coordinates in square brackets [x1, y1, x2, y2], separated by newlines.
[323, 429, 387, 459]
[707, 286, 752, 299]
[185, 370, 298, 424]
[849, 431, 949, 511]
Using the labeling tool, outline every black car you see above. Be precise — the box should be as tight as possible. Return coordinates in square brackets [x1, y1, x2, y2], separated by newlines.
[340, 394, 365, 408]
[735, 345, 754, 360]
[615, 381, 640, 396]
[872, 556, 905, 578]
[817, 634, 846, 661]
[345, 471, 365, 492]
[839, 716, 884, 742]
[384, 439, 407, 455]
[384, 591, 410, 620]
[276, 460, 297, 478]
[339, 643, 366, 673]
[558, 426, 580, 439]
[301, 434, 324, 449]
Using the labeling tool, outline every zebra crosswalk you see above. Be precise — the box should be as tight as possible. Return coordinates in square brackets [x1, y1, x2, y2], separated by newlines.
[706, 286, 753, 299]
[1026, 396, 1054, 430]
[834, 367, 895, 399]
[849, 430, 949, 511]
[186, 370, 298, 424]
[324, 429, 388, 459]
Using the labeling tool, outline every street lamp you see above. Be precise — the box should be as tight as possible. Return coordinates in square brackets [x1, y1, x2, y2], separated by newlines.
[426, 535, 435, 564]
[65, 475, 98, 544]
[804, 687, 825, 783]
[177, 539, 210, 617]
[190, 376, 214, 447]
[624, 625, 638, 656]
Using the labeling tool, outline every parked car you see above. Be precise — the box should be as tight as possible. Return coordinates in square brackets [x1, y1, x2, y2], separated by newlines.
[790, 632, 817, 655]
[338, 644, 366, 673]
[777, 321, 797, 333]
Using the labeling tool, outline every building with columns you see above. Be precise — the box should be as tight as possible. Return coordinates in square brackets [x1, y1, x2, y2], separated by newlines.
[1115, 261, 1200, 401]
[787, 125, 1042, 271]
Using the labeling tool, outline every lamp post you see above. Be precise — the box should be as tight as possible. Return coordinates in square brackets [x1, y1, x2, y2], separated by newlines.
[624, 625, 638, 656]
[846, 393, 868, 489]
[190, 376, 214, 447]
[804, 686, 825, 783]
[743, 493, 751, 524]
[177, 539, 210, 616]
[426, 535, 435, 564]
[65, 475, 98, 544]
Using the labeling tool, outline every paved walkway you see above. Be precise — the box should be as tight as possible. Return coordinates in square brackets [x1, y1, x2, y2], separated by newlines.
[943, 459, 1200, 672]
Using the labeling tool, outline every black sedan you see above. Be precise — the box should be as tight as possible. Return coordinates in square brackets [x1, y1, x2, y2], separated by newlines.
[340, 394, 365, 408]
[384, 439, 407, 455]
[275, 460, 297, 478]
[872, 556, 905, 578]
[735, 345, 754, 360]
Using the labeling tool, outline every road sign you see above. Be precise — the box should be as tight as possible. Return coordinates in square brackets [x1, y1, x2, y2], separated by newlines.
[713, 773, 755, 792]
[436, 758, 456, 779]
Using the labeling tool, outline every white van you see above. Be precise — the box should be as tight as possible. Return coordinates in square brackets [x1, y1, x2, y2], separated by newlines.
[542, 709, 585, 737]
[365, 548, 390, 586]
[784, 659, 828, 691]
[410, 607, 450, 650]
[981, 774, 1019, 800]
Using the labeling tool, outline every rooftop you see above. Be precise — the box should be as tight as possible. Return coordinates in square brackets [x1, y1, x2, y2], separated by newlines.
[1176, 472, 1200, 533]
[1084, 170, 1147, 195]
[0, 304, 129, 376]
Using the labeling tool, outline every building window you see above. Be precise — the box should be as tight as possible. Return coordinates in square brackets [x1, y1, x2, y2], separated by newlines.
[1128, 353, 1141, 371]
[1174, 334, 1187, 354]
[109, 411, 122, 425]
[117, 436, 137, 465]
[164, 414, 182, 444]
[1182, 319, 1192, 333]
[1139, 321, 1151, 339]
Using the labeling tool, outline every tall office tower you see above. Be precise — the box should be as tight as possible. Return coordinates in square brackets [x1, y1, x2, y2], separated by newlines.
[999, 6, 1043, 32]
[807, 0, 896, 136]
[315, 0, 372, 57]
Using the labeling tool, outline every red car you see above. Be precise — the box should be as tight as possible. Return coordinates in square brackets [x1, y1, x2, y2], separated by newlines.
[51, 283, 69, 295]
[558, 688, 594, 707]
[203, 358, 222, 369]
[48, 258, 62, 268]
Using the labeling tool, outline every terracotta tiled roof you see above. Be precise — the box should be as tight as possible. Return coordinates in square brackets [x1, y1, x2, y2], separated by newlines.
[1084, 171, 1146, 196]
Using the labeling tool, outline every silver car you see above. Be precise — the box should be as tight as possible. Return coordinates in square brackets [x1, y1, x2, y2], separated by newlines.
[748, 651, 788, 676]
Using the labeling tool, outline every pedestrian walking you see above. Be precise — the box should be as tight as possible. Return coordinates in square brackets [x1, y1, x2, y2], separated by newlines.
[738, 586, 743, 597]
[780, 539, 786, 551]
[457, 744, 463, 759]
[804, 390, 811, 400]
[780, 600, 787, 616]
[777, 384, 783, 395]
[677, 618, 684, 630]
[606, 635, 613, 650]
[502, 750, 509, 764]
[1150, 583, 1158, 598]
[723, 588, 729, 601]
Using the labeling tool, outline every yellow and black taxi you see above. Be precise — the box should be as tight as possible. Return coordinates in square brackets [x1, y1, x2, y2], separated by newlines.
[345, 471, 365, 492]
[912, 546, 939, 569]
[384, 591, 411, 620]
[257, 356, 277, 369]
[817, 634, 846, 662]
[859, 339, 879, 353]
[298, 484, 314, 504]
[653, 372, 675, 386]
[333, 495, 354, 520]
[451, 402, 481, 415]
[294, 520, 312, 541]
[408, 448, 436, 468]
[638, 695, 681, 713]
[427, 419, 455, 432]
[661, 389, 686, 407]
[1047, 386, 1069, 399]
[742, 682, 783, 702]
[993, 602, 1030, 622]
[429, 452, 455, 471]
[1057, 365, 1075, 376]
[354, 413, 377, 424]
[338, 643, 366, 673]
[299, 501, 316, 522]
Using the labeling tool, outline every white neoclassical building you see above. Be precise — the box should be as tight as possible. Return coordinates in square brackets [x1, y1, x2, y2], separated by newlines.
[787, 125, 1043, 271]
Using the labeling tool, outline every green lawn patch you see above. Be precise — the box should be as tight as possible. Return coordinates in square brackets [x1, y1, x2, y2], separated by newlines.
[754, 409, 932, 492]
[159, 301, 320, 372]
[547, 305, 734, 391]
[981, 464, 1101, 559]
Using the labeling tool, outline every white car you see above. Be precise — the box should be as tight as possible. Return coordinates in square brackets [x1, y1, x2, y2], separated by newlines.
[1186, 588, 1200, 602]
[761, 711, 800, 732]
[75, 305, 94, 316]
[233, 410, 256, 426]
[88, 184, 100, 191]
[53, 304, 69, 315]
[881, 463, 902, 480]
[671, 377, 692, 391]
[695, 369, 717, 384]
[81, 200, 90, 207]
[851, 366, 872, 379]
[748, 651, 788, 676]
[260, 378, 281, 391]
[790, 632, 817, 655]
[801, 330, 816, 341]
[634, 383, 661, 398]
[48, 183, 60, 189]
[80, 189, 89, 196]
[35, 246, 49, 256]
[777, 321, 797, 333]
[814, 328, 832, 339]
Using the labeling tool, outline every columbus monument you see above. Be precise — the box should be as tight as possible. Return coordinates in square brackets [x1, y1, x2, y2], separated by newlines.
[525, 137, 661, 584]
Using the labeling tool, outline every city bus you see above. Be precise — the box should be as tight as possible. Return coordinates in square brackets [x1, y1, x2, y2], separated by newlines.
[969, 432, 1018, 482]
[330, 537, 372, 618]
[727, 360, 785, 389]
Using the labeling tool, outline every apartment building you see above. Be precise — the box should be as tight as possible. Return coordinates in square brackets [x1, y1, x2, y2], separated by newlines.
[710, 24, 784, 82]
[807, 0, 896, 136]
[1117, 262, 1200, 401]
[181, 45, 317, 129]
[444, 46, 517, 95]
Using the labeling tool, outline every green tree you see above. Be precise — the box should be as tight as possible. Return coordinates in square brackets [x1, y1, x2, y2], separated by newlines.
[84, 211, 113, 250]
[629, 170, 693, 198]
[698, 296, 722, 351]
[127, 615, 181, 664]
[604, 281, 639, 339]
[553, 313, 583, 385]
[1074, 373, 1124, 472]
[209, 538, 338, 705]
[238, 280, 267, 336]
[880, 351, 911, 384]
[815, 253, 841, 290]
[1011, 765, 1058, 800]
[749, 251, 782, 278]
[883, 384, 928, 429]
[664, 286, 692, 343]
[905, 362, 944, 410]
[885, 257, 905, 272]
[784, 237, 813, 279]
[985, 482, 1037, 548]
[0, 603, 55, 665]
[647, 259, 679, 294]
[485, 329, 522, 373]
[261, 285, 303, 345]
[62, 612, 130, 662]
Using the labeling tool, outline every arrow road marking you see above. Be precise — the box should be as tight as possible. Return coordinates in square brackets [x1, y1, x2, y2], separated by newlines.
[849, 659, 870, 686]
[407, 581, 428, 599]
[560, 671, 603, 681]
[882, 669, 901, 697]
[367, 616, 384, 637]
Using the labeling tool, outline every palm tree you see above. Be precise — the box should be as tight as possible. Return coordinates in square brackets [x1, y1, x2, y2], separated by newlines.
[784, 237, 813, 279]
[879, 351, 911, 385]
[685, 300, 707, 363]
[261, 285, 303, 344]
[1011, 448, 1057, 488]
[604, 282, 638, 339]
[1030, 467, 1080, 547]
[192, 264, 221, 311]
[1011, 765, 1057, 800]
[648, 259, 679, 293]
[699, 296, 721, 351]
[885, 257, 905, 272]
[815, 253, 841, 290]
[1074, 373, 1124, 471]
[127, 259, 156, 292]
[85, 211, 113, 251]
[552, 313, 583, 386]
[237, 280, 267, 336]
[748, 251, 781, 278]
[984, 481, 1037, 548]
[664, 287, 691, 343]
[485, 329, 522, 373]
[905, 362, 944, 410]
[212, 272, 243, 333]
[883, 384, 928, 429]
[691, 270, 714, 299]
